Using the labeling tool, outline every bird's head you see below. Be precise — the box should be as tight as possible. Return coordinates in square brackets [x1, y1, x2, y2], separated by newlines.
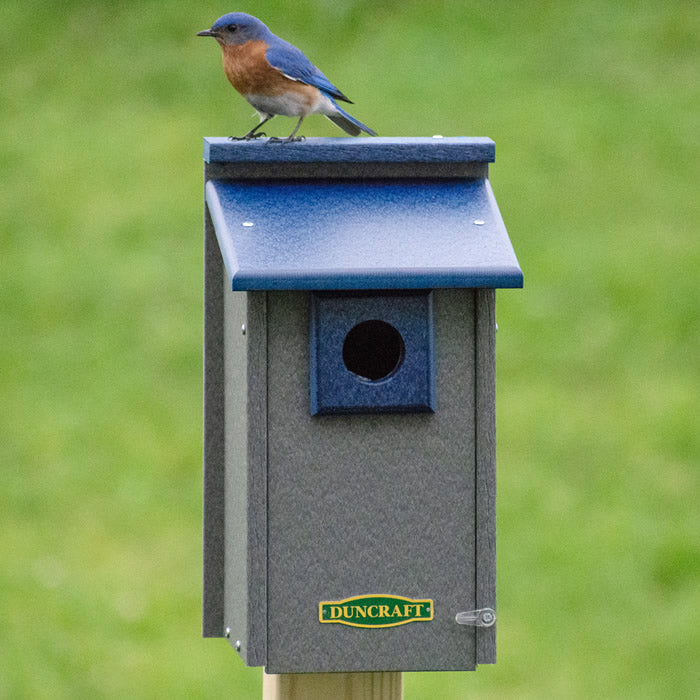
[197, 12, 270, 46]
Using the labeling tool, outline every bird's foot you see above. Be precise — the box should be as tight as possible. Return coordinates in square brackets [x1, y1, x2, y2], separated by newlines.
[229, 132, 266, 141]
[265, 135, 305, 144]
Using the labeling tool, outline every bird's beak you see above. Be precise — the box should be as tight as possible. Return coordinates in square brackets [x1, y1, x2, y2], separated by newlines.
[197, 29, 217, 37]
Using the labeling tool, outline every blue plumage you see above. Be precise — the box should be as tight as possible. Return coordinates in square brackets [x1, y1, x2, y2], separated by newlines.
[265, 43, 351, 104]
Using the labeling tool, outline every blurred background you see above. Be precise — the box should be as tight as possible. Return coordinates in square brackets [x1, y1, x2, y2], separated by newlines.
[2, 0, 698, 697]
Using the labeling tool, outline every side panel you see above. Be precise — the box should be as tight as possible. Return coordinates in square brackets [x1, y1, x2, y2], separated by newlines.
[221, 285, 248, 654]
[475, 289, 497, 664]
[265, 290, 480, 673]
[221, 289, 268, 666]
[243, 291, 268, 666]
[202, 212, 226, 637]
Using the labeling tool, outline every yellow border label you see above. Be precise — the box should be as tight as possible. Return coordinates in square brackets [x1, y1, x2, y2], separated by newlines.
[319, 594, 434, 629]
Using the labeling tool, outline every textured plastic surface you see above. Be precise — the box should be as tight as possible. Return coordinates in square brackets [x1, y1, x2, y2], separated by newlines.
[264, 290, 481, 672]
[205, 178, 522, 291]
[203, 136, 495, 164]
[202, 283, 499, 671]
[310, 292, 436, 415]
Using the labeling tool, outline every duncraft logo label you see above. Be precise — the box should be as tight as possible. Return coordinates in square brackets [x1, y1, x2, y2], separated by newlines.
[319, 594, 433, 628]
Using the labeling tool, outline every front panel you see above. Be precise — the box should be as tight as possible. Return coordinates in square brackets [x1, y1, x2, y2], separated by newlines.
[265, 289, 480, 673]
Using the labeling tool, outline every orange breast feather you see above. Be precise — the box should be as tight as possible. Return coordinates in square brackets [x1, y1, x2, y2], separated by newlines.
[222, 40, 290, 96]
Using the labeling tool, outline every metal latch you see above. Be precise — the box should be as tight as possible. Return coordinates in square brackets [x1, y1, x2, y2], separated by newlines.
[455, 607, 496, 627]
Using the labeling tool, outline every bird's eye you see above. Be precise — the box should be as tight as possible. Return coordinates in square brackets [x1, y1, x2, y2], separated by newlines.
[227, 24, 238, 32]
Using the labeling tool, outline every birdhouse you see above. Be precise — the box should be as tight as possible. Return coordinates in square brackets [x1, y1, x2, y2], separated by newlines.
[201, 136, 522, 674]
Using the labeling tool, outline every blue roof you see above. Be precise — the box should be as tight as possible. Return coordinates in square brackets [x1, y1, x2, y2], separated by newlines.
[205, 176, 523, 291]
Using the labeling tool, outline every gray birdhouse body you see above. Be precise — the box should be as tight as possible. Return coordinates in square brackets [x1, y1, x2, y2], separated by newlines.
[202, 137, 522, 674]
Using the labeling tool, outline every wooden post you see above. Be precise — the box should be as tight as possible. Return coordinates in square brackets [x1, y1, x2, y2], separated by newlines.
[262, 671, 403, 700]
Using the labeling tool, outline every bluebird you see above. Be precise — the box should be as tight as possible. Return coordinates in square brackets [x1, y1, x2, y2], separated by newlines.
[197, 13, 376, 142]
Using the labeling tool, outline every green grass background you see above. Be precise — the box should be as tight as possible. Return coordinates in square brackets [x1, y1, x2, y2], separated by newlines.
[2, 0, 698, 697]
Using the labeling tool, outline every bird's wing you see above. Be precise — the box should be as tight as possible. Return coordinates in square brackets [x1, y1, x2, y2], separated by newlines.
[265, 39, 352, 103]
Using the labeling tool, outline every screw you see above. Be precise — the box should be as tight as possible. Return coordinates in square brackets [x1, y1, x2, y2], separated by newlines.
[241, 324, 246, 335]
[235, 640, 241, 651]
[225, 627, 231, 638]
[473, 219, 485, 226]
[242, 221, 254, 227]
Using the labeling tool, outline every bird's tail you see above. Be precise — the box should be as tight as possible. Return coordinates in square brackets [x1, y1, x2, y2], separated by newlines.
[327, 101, 376, 137]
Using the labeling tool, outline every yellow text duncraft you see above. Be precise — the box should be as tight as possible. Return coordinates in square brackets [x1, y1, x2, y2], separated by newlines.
[319, 594, 433, 628]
